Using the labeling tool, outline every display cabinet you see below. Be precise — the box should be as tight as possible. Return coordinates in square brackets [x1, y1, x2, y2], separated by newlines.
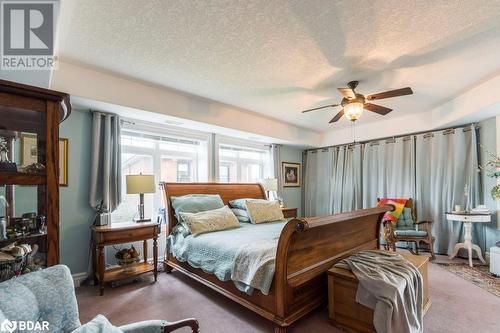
[0, 79, 71, 269]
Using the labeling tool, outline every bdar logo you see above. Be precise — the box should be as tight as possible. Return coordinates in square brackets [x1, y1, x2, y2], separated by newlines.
[0, 319, 17, 333]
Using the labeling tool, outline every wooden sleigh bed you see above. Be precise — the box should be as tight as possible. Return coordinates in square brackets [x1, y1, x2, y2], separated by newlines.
[163, 183, 390, 333]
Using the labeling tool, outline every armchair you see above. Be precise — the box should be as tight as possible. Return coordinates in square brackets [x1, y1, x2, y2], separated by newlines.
[379, 198, 436, 260]
[0, 265, 199, 333]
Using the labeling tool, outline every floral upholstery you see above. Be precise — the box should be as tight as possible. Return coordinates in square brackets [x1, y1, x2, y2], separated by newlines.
[0, 265, 198, 333]
[0, 265, 81, 333]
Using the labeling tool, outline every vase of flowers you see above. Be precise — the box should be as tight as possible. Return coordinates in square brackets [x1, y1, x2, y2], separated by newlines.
[480, 146, 500, 200]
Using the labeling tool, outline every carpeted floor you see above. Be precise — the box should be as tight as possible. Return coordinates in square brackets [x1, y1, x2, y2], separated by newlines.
[435, 262, 500, 297]
[76, 257, 500, 333]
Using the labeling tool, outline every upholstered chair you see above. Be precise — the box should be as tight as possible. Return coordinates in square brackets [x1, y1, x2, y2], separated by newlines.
[380, 198, 436, 260]
[0, 265, 199, 333]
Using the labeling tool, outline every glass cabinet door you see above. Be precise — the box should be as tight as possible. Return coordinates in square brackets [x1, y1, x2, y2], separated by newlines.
[0, 104, 47, 175]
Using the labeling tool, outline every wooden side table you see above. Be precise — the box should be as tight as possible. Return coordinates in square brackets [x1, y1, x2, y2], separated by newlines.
[446, 212, 491, 267]
[281, 207, 298, 219]
[91, 222, 160, 295]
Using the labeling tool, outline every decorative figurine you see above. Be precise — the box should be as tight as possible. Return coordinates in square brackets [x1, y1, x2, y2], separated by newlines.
[0, 137, 8, 162]
[0, 137, 17, 172]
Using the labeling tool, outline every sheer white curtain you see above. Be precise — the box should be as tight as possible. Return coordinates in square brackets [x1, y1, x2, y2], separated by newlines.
[362, 137, 415, 208]
[304, 149, 334, 216]
[415, 127, 481, 255]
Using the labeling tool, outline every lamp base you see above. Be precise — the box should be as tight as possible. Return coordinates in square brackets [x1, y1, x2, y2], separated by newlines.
[134, 218, 151, 223]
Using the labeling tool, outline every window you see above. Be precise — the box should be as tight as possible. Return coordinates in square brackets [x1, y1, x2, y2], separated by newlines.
[112, 126, 209, 223]
[217, 139, 271, 182]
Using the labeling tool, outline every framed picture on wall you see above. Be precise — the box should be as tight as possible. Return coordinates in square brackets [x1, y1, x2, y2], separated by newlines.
[282, 162, 301, 187]
[59, 138, 68, 187]
[21, 134, 69, 186]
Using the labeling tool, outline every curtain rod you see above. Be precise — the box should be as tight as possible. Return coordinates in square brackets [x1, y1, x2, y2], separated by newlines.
[305, 123, 479, 152]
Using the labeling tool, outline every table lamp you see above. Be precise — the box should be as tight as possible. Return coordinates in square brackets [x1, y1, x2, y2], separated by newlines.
[126, 174, 156, 223]
[261, 178, 278, 200]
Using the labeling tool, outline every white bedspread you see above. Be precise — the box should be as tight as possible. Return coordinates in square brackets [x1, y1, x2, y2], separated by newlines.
[230, 239, 278, 295]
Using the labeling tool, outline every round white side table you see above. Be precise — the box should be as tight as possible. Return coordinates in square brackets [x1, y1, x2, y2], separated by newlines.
[446, 212, 490, 267]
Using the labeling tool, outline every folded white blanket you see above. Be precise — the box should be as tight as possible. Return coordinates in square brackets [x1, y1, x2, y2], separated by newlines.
[231, 239, 278, 295]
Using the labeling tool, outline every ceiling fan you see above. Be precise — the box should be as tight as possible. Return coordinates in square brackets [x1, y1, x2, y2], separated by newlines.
[301, 81, 413, 123]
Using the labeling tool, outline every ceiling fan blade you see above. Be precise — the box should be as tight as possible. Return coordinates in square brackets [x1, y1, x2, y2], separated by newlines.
[337, 88, 356, 99]
[366, 87, 413, 101]
[364, 103, 393, 115]
[329, 109, 344, 123]
[301, 104, 339, 113]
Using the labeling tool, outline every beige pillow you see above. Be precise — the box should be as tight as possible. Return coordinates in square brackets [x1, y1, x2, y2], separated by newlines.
[245, 200, 285, 224]
[179, 205, 240, 236]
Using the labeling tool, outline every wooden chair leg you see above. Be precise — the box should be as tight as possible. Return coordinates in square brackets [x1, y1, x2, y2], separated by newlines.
[164, 318, 199, 333]
[392, 243, 397, 252]
[428, 237, 436, 261]
[415, 241, 420, 254]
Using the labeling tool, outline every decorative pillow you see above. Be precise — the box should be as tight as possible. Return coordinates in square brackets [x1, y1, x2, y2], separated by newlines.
[179, 206, 240, 236]
[397, 207, 415, 230]
[377, 198, 408, 224]
[245, 200, 284, 224]
[229, 198, 269, 210]
[231, 208, 251, 223]
[171, 194, 224, 226]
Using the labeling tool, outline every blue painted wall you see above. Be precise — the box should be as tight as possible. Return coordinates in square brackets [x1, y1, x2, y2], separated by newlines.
[59, 109, 95, 274]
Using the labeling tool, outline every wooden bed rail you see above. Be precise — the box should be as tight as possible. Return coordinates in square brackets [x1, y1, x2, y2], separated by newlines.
[293, 206, 392, 232]
[274, 206, 391, 323]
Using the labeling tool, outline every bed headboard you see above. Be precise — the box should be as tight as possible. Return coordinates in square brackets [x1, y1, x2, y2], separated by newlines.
[162, 182, 266, 235]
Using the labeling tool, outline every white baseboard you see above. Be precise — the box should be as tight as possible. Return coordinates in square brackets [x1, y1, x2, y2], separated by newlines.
[72, 272, 88, 287]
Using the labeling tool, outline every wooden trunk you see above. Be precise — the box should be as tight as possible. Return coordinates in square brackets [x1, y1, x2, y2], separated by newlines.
[327, 253, 431, 333]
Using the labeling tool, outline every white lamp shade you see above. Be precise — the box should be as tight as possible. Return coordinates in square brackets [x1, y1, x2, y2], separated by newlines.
[261, 178, 278, 191]
[126, 174, 156, 194]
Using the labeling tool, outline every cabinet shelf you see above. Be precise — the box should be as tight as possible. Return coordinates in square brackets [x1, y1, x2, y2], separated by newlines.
[0, 171, 45, 185]
[99, 262, 155, 282]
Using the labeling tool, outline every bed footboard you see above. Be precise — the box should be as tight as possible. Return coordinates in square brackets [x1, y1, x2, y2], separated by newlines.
[273, 206, 391, 329]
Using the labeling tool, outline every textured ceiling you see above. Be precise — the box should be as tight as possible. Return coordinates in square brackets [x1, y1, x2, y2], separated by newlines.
[57, 0, 500, 131]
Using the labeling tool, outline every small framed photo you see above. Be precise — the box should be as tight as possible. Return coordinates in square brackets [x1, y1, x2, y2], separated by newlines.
[21, 134, 38, 166]
[282, 162, 301, 187]
[59, 138, 68, 187]
[21, 134, 69, 186]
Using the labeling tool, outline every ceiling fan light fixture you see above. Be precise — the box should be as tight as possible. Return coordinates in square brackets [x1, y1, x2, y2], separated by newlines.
[344, 101, 363, 121]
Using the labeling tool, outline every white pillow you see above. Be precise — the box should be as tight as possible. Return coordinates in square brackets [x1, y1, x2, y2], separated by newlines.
[179, 206, 240, 236]
[245, 200, 284, 224]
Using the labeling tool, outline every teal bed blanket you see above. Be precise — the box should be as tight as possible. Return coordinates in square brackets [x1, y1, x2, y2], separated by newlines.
[167, 220, 287, 295]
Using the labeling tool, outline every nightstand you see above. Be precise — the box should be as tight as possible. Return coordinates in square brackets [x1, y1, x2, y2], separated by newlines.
[91, 222, 160, 295]
[281, 207, 298, 219]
